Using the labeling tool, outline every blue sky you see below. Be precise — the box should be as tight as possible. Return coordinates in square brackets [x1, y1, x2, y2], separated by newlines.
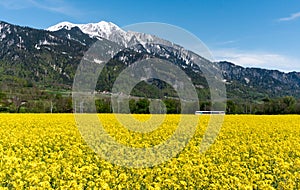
[0, 0, 300, 72]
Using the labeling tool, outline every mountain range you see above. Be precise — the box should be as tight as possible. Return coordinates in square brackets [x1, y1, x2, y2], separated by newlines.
[0, 20, 300, 103]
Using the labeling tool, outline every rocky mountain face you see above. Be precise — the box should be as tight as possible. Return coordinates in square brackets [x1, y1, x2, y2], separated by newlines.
[0, 20, 299, 100]
[0, 21, 96, 88]
[219, 61, 300, 99]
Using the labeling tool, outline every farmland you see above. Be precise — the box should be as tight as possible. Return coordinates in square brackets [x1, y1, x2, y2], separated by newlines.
[0, 114, 300, 189]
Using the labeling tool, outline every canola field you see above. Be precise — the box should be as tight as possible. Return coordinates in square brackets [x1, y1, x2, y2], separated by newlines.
[0, 114, 300, 189]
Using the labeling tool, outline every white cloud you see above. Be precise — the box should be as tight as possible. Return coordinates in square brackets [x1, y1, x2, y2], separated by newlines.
[278, 12, 300, 22]
[0, 0, 31, 9]
[213, 48, 300, 72]
[0, 0, 80, 17]
[214, 40, 238, 46]
[31, 0, 80, 16]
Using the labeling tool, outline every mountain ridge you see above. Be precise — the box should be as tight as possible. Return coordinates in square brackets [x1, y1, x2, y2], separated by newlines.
[46, 21, 299, 74]
[0, 20, 300, 101]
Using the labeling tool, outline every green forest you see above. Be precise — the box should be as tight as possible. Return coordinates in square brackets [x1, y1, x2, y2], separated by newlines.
[0, 86, 299, 114]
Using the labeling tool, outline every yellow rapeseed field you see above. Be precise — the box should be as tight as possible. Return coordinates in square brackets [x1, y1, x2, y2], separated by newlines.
[0, 114, 300, 189]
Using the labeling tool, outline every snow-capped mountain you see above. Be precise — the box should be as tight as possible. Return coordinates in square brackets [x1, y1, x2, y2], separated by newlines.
[1, 20, 300, 101]
[46, 21, 176, 48]
[46, 20, 203, 73]
[47, 21, 123, 39]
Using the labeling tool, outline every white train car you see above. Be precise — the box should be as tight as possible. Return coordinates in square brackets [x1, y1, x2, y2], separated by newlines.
[195, 111, 225, 115]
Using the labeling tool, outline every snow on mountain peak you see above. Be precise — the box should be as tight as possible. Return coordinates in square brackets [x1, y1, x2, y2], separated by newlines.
[78, 21, 124, 39]
[46, 21, 125, 39]
[46, 21, 202, 72]
[47, 21, 75, 31]
[46, 21, 178, 50]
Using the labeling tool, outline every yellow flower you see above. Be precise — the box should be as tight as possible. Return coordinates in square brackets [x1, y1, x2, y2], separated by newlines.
[0, 114, 299, 189]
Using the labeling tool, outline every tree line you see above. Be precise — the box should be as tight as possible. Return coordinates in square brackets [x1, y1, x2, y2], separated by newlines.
[226, 96, 300, 114]
[1, 89, 300, 114]
[0, 90, 72, 113]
